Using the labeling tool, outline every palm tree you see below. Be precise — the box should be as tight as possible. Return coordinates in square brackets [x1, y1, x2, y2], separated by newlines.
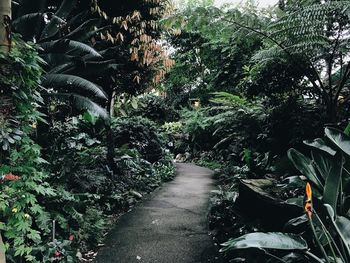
[12, 0, 109, 119]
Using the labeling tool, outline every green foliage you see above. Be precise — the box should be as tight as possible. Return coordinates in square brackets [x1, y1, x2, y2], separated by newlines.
[288, 128, 350, 214]
[131, 95, 179, 124]
[163, 3, 266, 106]
[112, 117, 167, 163]
[12, 1, 109, 119]
[221, 232, 308, 252]
[0, 36, 55, 262]
[221, 128, 350, 262]
[195, 159, 222, 170]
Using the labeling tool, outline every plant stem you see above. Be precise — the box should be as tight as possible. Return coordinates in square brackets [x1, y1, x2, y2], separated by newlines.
[314, 212, 345, 262]
[305, 251, 327, 263]
[309, 216, 332, 263]
[264, 251, 288, 263]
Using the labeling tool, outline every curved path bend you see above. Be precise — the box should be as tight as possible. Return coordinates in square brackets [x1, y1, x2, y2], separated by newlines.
[94, 163, 222, 263]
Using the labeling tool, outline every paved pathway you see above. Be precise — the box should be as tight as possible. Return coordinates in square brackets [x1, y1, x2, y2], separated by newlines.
[94, 163, 222, 263]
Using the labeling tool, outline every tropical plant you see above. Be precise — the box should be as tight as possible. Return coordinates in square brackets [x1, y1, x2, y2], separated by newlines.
[236, 1, 350, 123]
[12, 0, 109, 119]
[12, 0, 174, 174]
[0, 35, 55, 262]
[112, 116, 167, 164]
[221, 127, 350, 263]
[163, 2, 265, 105]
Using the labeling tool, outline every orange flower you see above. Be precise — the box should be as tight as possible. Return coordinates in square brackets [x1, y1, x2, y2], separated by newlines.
[305, 182, 312, 201]
[305, 182, 313, 218]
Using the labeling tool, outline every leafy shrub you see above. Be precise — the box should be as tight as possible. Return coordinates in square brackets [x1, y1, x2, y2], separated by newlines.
[112, 116, 166, 163]
[181, 109, 217, 153]
[132, 95, 179, 124]
[161, 121, 188, 154]
[265, 98, 325, 155]
[77, 208, 107, 250]
[0, 37, 56, 262]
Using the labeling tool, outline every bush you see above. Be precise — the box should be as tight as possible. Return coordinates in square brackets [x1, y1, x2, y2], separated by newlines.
[132, 95, 179, 124]
[112, 116, 167, 163]
[0, 36, 55, 262]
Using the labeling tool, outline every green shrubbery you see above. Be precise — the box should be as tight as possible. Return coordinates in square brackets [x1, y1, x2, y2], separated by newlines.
[0, 37, 54, 262]
[0, 37, 176, 262]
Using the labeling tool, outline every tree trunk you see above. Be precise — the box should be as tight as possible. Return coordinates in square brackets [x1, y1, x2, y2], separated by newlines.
[0, 0, 11, 53]
[0, 1, 11, 262]
[326, 99, 338, 124]
[106, 90, 117, 177]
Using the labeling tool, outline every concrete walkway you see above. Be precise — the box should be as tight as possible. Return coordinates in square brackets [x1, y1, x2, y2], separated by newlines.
[94, 163, 221, 263]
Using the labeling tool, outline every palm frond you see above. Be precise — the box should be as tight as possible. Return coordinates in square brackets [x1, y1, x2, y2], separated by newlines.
[13, 12, 42, 27]
[68, 60, 120, 76]
[12, 12, 44, 33]
[39, 0, 78, 41]
[39, 39, 102, 58]
[56, 0, 77, 19]
[65, 19, 102, 41]
[40, 15, 67, 41]
[42, 74, 107, 100]
[48, 63, 76, 74]
[40, 53, 74, 67]
[51, 93, 109, 120]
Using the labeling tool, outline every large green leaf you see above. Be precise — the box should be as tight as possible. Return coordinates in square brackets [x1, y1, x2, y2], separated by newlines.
[304, 138, 336, 156]
[39, 0, 77, 40]
[39, 40, 101, 58]
[288, 148, 323, 191]
[314, 151, 343, 211]
[42, 74, 107, 100]
[336, 216, 350, 246]
[325, 127, 350, 157]
[55, 0, 77, 19]
[48, 63, 75, 74]
[12, 12, 45, 38]
[324, 205, 350, 258]
[311, 150, 331, 181]
[12, 12, 43, 30]
[50, 93, 108, 120]
[67, 60, 120, 76]
[65, 19, 102, 41]
[40, 53, 75, 67]
[40, 15, 67, 40]
[220, 232, 308, 252]
[344, 123, 350, 136]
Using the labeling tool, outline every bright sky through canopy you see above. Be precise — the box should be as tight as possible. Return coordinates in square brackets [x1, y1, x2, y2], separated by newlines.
[215, 0, 278, 7]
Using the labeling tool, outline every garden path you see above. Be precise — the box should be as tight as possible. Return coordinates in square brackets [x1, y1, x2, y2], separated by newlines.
[94, 163, 222, 263]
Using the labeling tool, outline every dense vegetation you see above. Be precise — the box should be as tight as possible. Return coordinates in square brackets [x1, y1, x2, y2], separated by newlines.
[1, 0, 350, 262]
[162, 0, 350, 262]
[0, 0, 176, 262]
